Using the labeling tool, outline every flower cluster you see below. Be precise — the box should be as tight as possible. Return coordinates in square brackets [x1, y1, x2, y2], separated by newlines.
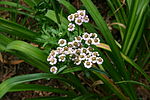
[47, 32, 103, 74]
[67, 10, 89, 31]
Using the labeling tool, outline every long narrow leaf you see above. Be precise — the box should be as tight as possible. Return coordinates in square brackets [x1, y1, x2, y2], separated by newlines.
[0, 18, 38, 41]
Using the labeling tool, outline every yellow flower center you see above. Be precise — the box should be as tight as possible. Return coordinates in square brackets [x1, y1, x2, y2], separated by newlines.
[51, 68, 56, 72]
[98, 58, 102, 62]
[80, 55, 84, 58]
[60, 40, 64, 44]
[86, 62, 91, 65]
[73, 42, 78, 46]
[77, 19, 82, 23]
[60, 56, 65, 60]
[74, 14, 79, 18]
[87, 39, 92, 44]
[92, 57, 96, 61]
[94, 38, 98, 42]
[69, 25, 73, 29]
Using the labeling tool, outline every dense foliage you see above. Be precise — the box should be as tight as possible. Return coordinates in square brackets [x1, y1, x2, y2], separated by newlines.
[0, 0, 149, 100]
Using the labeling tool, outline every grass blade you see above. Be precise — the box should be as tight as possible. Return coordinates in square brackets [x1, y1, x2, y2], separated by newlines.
[0, 73, 70, 99]
[0, 18, 39, 41]
[9, 84, 76, 96]
[6, 40, 49, 72]
[0, 1, 33, 12]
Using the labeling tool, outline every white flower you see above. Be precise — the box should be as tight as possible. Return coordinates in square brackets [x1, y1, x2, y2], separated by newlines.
[68, 47, 74, 54]
[90, 33, 97, 38]
[50, 66, 57, 74]
[74, 59, 81, 65]
[72, 41, 80, 48]
[58, 54, 66, 62]
[75, 36, 82, 42]
[84, 61, 92, 68]
[74, 13, 79, 18]
[68, 42, 73, 48]
[83, 15, 89, 23]
[79, 53, 86, 61]
[82, 32, 90, 40]
[63, 46, 70, 55]
[56, 47, 64, 54]
[81, 47, 89, 54]
[58, 39, 67, 47]
[92, 38, 100, 45]
[75, 60, 81, 65]
[77, 10, 86, 18]
[74, 48, 81, 55]
[68, 23, 75, 31]
[97, 57, 103, 64]
[85, 38, 93, 45]
[75, 18, 83, 25]
[49, 57, 57, 65]
[50, 50, 58, 57]
[89, 56, 97, 63]
[47, 55, 53, 61]
[67, 14, 75, 22]
[92, 52, 99, 56]
[87, 46, 94, 52]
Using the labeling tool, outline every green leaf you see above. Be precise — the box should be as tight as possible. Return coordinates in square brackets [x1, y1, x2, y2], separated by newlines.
[0, 18, 39, 41]
[0, 7, 34, 17]
[9, 84, 76, 96]
[122, 0, 149, 56]
[0, 34, 13, 51]
[0, 1, 33, 12]
[116, 80, 150, 90]
[92, 71, 128, 100]
[6, 40, 49, 72]
[0, 73, 71, 99]
[58, 0, 76, 13]
[45, 10, 69, 29]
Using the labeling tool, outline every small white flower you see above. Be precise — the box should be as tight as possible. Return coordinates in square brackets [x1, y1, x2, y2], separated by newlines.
[92, 38, 100, 45]
[50, 66, 57, 74]
[79, 53, 86, 61]
[90, 33, 97, 38]
[82, 32, 90, 40]
[89, 56, 97, 63]
[87, 46, 94, 52]
[58, 54, 66, 62]
[84, 61, 92, 68]
[75, 36, 82, 42]
[81, 47, 89, 54]
[74, 59, 81, 65]
[72, 41, 80, 48]
[63, 46, 70, 55]
[68, 23, 75, 31]
[56, 47, 64, 54]
[47, 55, 53, 61]
[74, 13, 79, 18]
[77, 10, 86, 18]
[58, 39, 67, 47]
[83, 15, 89, 23]
[75, 18, 83, 26]
[85, 38, 93, 45]
[68, 47, 74, 54]
[68, 42, 73, 48]
[67, 14, 75, 22]
[97, 57, 103, 64]
[49, 57, 57, 65]
[50, 50, 58, 57]
[74, 48, 81, 55]
[92, 52, 100, 56]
